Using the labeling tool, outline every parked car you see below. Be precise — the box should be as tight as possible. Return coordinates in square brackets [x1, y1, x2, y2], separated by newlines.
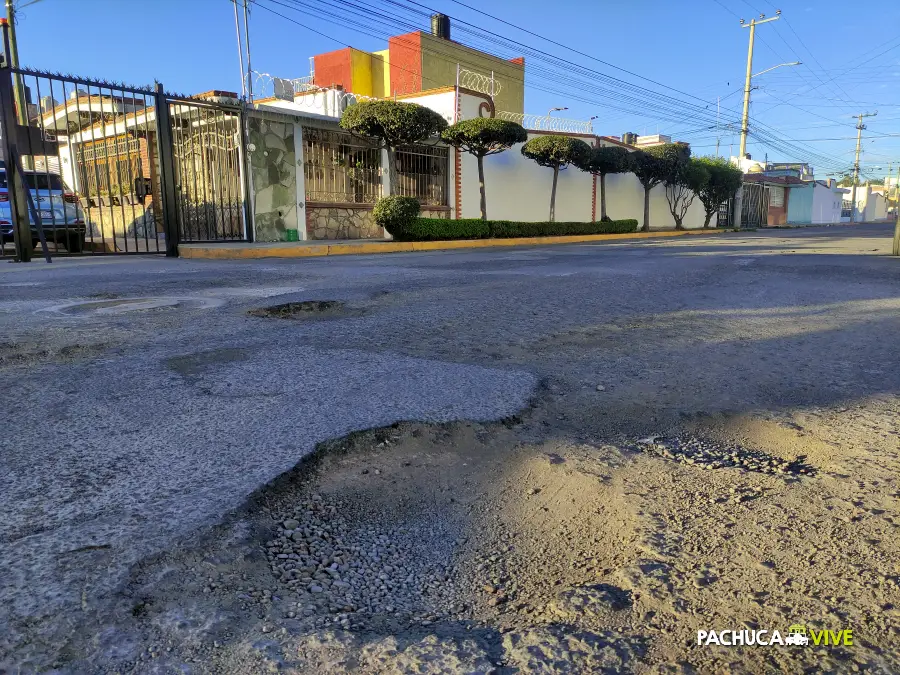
[0, 161, 87, 252]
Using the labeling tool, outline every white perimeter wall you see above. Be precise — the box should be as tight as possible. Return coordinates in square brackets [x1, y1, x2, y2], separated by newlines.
[461, 133, 593, 222]
[810, 183, 843, 224]
[452, 91, 708, 227]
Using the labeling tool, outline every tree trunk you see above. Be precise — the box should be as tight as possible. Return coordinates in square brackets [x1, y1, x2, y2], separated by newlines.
[600, 173, 607, 220]
[549, 165, 559, 222]
[477, 154, 487, 221]
[674, 213, 685, 230]
[703, 210, 714, 228]
[642, 187, 650, 231]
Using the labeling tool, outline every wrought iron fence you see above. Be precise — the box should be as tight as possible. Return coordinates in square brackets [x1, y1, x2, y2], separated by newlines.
[303, 127, 382, 204]
[396, 144, 448, 206]
[0, 66, 164, 257]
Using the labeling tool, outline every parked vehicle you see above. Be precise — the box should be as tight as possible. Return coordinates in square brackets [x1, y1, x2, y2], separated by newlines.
[0, 161, 87, 252]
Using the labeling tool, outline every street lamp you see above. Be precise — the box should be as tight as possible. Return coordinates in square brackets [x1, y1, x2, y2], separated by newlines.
[548, 106, 568, 117]
[752, 61, 802, 78]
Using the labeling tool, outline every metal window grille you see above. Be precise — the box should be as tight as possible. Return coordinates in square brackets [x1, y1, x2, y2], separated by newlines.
[841, 200, 852, 218]
[303, 128, 381, 203]
[396, 144, 448, 206]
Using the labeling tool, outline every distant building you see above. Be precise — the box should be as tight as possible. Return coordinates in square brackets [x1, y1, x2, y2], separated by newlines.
[787, 179, 847, 225]
[633, 134, 672, 148]
[766, 162, 813, 179]
[308, 14, 525, 114]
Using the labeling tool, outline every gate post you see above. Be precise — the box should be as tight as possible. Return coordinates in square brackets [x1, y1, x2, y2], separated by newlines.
[0, 29, 32, 261]
[154, 83, 180, 257]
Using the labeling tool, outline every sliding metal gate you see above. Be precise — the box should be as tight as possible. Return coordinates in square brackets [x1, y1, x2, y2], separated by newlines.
[0, 57, 250, 260]
[0, 66, 167, 259]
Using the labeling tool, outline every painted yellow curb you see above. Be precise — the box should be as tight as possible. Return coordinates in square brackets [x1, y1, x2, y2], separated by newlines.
[179, 228, 726, 260]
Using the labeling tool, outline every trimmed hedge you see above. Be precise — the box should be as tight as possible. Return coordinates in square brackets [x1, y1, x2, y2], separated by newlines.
[388, 217, 638, 242]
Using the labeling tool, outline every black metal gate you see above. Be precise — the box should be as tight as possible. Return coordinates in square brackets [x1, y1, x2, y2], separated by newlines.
[0, 59, 249, 260]
[165, 98, 247, 243]
[0, 65, 169, 259]
[717, 182, 770, 229]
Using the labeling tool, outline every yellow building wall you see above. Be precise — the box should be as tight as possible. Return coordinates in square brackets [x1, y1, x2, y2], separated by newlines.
[349, 48, 374, 97]
[419, 33, 524, 114]
[372, 49, 390, 98]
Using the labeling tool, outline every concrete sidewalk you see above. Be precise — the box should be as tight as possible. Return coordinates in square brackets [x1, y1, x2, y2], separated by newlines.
[179, 228, 726, 259]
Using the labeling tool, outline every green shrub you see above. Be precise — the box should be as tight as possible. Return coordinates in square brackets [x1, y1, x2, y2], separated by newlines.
[373, 196, 420, 234]
[389, 218, 638, 241]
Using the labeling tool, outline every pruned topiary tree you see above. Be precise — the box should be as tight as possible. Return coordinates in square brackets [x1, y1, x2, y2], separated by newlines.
[340, 100, 448, 195]
[664, 157, 709, 230]
[581, 145, 633, 221]
[631, 142, 691, 231]
[694, 156, 744, 228]
[441, 118, 527, 220]
[521, 135, 592, 222]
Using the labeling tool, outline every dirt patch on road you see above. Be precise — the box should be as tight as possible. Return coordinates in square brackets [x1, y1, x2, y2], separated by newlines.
[71, 396, 898, 674]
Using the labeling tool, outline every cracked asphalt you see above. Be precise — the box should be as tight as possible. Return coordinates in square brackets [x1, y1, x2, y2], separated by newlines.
[1, 223, 898, 671]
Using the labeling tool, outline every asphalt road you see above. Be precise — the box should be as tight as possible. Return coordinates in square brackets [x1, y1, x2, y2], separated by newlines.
[1, 223, 899, 668]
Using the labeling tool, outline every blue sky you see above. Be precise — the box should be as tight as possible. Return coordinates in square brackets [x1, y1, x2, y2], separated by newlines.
[14, 0, 900, 180]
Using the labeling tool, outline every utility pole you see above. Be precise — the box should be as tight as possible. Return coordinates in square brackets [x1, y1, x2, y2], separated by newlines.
[715, 96, 720, 157]
[242, 0, 253, 102]
[850, 111, 877, 223]
[4, 0, 26, 125]
[894, 160, 900, 254]
[892, 164, 900, 253]
[739, 11, 792, 160]
[233, 0, 245, 98]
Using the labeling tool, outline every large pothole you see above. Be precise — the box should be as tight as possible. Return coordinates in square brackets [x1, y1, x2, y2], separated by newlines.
[247, 300, 360, 320]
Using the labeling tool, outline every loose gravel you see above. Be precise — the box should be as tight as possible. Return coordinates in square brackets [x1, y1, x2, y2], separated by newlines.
[265, 493, 460, 630]
[248, 300, 348, 319]
[634, 435, 816, 476]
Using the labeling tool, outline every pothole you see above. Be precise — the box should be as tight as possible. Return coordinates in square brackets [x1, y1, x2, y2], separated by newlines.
[38, 296, 225, 316]
[0, 341, 111, 365]
[634, 436, 815, 476]
[248, 300, 359, 320]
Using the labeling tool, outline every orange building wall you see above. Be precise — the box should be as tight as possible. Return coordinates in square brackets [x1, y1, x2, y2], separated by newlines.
[387, 32, 423, 96]
[313, 47, 353, 89]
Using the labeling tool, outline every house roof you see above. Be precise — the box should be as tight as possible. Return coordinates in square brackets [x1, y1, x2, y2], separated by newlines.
[598, 136, 636, 149]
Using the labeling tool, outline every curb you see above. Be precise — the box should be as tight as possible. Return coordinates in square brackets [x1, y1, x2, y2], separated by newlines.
[179, 228, 729, 260]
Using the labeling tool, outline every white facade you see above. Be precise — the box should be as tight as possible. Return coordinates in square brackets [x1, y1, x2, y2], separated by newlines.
[810, 182, 845, 224]
[848, 184, 888, 222]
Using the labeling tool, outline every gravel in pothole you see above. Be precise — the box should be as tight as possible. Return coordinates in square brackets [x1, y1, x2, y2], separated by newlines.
[634, 436, 815, 476]
[266, 493, 460, 630]
[248, 300, 353, 319]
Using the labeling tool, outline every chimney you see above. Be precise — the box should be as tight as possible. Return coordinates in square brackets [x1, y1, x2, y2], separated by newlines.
[430, 13, 450, 40]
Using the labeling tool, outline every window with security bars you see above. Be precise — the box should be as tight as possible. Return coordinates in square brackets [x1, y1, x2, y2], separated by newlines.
[77, 137, 145, 199]
[396, 144, 448, 206]
[303, 128, 382, 204]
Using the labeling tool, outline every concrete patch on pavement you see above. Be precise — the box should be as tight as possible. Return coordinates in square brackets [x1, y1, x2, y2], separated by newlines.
[0, 341, 537, 628]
